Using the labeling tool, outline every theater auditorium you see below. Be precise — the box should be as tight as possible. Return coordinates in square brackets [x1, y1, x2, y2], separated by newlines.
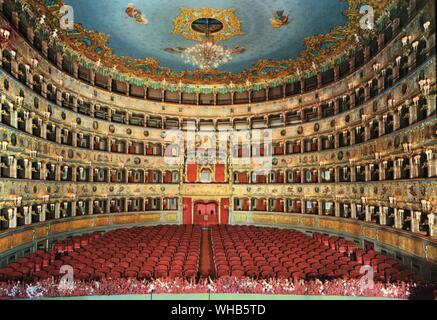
[0, 0, 436, 300]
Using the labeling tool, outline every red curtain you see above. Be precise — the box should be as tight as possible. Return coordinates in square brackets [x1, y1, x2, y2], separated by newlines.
[239, 173, 248, 184]
[183, 198, 192, 224]
[215, 164, 225, 182]
[275, 200, 283, 211]
[274, 146, 284, 155]
[257, 199, 266, 211]
[164, 171, 172, 183]
[242, 199, 250, 211]
[257, 175, 266, 183]
[220, 198, 229, 224]
[148, 171, 154, 183]
[186, 164, 197, 182]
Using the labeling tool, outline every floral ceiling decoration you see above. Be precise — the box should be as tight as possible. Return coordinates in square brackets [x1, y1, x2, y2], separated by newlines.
[17, 0, 397, 93]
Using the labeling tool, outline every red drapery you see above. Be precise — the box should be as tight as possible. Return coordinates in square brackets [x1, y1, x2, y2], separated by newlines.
[215, 164, 225, 182]
[183, 198, 192, 224]
[275, 200, 283, 211]
[274, 146, 284, 155]
[186, 164, 197, 182]
[220, 198, 229, 224]
[164, 171, 172, 183]
[242, 199, 250, 211]
[239, 173, 248, 184]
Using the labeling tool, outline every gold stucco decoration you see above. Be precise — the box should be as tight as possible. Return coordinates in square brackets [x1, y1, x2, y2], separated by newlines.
[172, 7, 244, 43]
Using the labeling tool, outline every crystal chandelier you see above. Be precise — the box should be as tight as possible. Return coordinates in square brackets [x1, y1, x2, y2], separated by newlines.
[182, 38, 232, 70]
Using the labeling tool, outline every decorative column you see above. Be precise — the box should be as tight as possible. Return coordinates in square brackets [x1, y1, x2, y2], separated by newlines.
[350, 164, 356, 182]
[10, 107, 18, 128]
[7, 208, 17, 229]
[429, 213, 435, 237]
[365, 165, 371, 181]
[350, 129, 356, 145]
[394, 159, 402, 179]
[88, 200, 94, 215]
[411, 211, 421, 233]
[71, 166, 77, 182]
[351, 203, 357, 219]
[364, 124, 370, 141]
[54, 203, 61, 219]
[394, 208, 403, 229]
[380, 162, 386, 181]
[24, 159, 32, 179]
[393, 110, 400, 131]
[379, 116, 385, 136]
[40, 204, 47, 222]
[71, 201, 77, 217]
[335, 202, 341, 217]
[411, 155, 421, 178]
[426, 150, 436, 177]
[380, 206, 388, 225]
[24, 206, 32, 225]
[365, 205, 371, 222]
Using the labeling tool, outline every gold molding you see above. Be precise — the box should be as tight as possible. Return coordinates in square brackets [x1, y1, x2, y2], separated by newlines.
[172, 8, 244, 43]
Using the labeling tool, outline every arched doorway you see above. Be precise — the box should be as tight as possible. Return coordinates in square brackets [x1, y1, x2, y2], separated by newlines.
[194, 201, 218, 226]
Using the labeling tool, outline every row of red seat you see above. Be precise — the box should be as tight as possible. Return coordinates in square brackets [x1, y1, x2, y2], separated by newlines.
[210, 226, 422, 283]
[0, 225, 201, 282]
[211, 226, 358, 279]
[0, 225, 423, 284]
[313, 232, 422, 283]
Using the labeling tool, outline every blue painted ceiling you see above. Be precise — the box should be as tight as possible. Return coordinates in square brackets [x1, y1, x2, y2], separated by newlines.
[63, 0, 349, 73]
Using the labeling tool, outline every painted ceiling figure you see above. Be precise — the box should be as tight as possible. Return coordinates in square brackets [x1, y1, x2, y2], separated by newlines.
[271, 10, 289, 28]
[125, 3, 148, 25]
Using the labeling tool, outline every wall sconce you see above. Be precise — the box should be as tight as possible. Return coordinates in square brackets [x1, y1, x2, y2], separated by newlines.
[402, 143, 412, 153]
[401, 36, 411, 46]
[14, 196, 22, 206]
[372, 63, 380, 72]
[423, 21, 431, 32]
[421, 200, 431, 212]
[0, 141, 8, 151]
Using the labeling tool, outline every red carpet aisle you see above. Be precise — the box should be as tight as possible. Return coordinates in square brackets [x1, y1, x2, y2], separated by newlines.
[199, 228, 215, 279]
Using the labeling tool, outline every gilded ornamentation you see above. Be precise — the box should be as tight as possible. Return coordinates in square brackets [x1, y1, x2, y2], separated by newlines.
[172, 8, 244, 43]
[19, 0, 394, 89]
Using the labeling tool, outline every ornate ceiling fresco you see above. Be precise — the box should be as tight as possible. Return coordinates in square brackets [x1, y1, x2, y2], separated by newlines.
[19, 0, 396, 91]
